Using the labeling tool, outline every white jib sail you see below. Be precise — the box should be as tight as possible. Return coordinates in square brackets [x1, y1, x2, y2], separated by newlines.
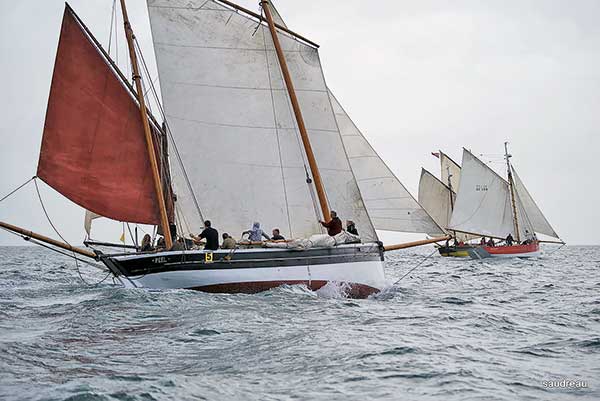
[329, 91, 444, 235]
[449, 149, 534, 239]
[147, 0, 376, 241]
[440, 151, 461, 191]
[511, 166, 559, 238]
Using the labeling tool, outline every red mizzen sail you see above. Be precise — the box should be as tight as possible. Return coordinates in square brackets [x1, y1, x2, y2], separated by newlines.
[37, 7, 166, 225]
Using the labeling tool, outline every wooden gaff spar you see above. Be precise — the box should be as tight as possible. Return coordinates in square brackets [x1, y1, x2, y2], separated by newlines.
[0, 0, 454, 297]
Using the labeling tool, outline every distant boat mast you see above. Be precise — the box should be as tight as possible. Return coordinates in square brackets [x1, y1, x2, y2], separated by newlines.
[504, 141, 520, 242]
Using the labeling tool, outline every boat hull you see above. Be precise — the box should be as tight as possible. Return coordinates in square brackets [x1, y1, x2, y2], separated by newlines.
[101, 243, 386, 298]
[437, 245, 474, 257]
[482, 242, 540, 258]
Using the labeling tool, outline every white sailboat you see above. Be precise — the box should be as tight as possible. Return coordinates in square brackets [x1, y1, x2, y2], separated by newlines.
[448, 145, 562, 258]
[418, 151, 474, 256]
[0, 0, 446, 298]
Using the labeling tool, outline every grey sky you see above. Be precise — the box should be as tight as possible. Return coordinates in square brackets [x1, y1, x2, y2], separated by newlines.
[0, 0, 598, 246]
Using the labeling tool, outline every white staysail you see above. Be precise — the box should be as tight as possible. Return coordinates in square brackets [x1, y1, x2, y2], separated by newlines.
[440, 151, 461, 190]
[147, 0, 376, 241]
[84, 210, 101, 237]
[330, 91, 444, 235]
[418, 169, 453, 235]
[448, 149, 533, 239]
[511, 166, 559, 238]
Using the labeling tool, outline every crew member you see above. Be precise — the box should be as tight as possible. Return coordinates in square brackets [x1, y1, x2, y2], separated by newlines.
[346, 220, 358, 236]
[271, 228, 285, 241]
[140, 234, 153, 252]
[242, 222, 270, 241]
[193, 220, 219, 250]
[320, 210, 342, 236]
[221, 233, 236, 249]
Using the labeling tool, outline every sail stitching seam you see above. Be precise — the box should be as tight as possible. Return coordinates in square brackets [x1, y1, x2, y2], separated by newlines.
[261, 18, 294, 238]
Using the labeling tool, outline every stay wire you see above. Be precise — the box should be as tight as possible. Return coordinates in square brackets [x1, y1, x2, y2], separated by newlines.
[393, 249, 438, 285]
[0, 176, 35, 204]
[107, 0, 116, 54]
[547, 243, 566, 256]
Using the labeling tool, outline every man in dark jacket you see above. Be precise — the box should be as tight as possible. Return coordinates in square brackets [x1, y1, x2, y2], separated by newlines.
[320, 210, 342, 236]
[271, 228, 285, 241]
[194, 220, 219, 250]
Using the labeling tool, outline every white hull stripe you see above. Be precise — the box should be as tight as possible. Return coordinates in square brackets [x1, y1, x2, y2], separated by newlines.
[119, 260, 387, 293]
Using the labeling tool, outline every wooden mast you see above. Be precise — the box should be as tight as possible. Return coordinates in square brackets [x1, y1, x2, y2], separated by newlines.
[445, 165, 458, 240]
[260, 0, 330, 221]
[119, 0, 172, 248]
[446, 166, 455, 211]
[504, 142, 520, 242]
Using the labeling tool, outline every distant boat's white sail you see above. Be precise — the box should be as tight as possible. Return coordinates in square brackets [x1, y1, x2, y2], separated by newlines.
[448, 149, 533, 239]
[329, 91, 443, 235]
[440, 151, 461, 190]
[511, 166, 559, 238]
[418, 169, 454, 236]
[147, 0, 376, 240]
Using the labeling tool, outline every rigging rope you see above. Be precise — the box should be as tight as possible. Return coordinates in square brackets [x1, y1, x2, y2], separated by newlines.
[33, 178, 113, 286]
[393, 249, 438, 285]
[0, 226, 112, 286]
[546, 243, 566, 256]
[34, 178, 69, 244]
[107, 0, 116, 54]
[0, 177, 35, 204]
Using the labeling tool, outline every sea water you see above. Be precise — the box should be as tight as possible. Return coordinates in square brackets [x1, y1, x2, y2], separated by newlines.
[0, 245, 598, 400]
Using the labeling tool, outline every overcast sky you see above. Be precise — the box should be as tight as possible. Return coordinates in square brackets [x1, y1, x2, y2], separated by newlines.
[1, 0, 598, 246]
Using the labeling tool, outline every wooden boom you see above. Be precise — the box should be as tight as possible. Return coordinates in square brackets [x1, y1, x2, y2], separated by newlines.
[0, 221, 97, 259]
[383, 236, 451, 252]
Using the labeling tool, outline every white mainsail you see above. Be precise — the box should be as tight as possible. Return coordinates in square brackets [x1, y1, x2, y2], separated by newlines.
[511, 166, 559, 239]
[418, 169, 453, 236]
[440, 151, 461, 190]
[147, 0, 376, 240]
[329, 91, 443, 235]
[448, 149, 534, 239]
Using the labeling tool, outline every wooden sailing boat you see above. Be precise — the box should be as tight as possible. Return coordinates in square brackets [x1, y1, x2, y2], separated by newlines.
[447, 144, 563, 258]
[0, 0, 448, 297]
[418, 151, 476, 257]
